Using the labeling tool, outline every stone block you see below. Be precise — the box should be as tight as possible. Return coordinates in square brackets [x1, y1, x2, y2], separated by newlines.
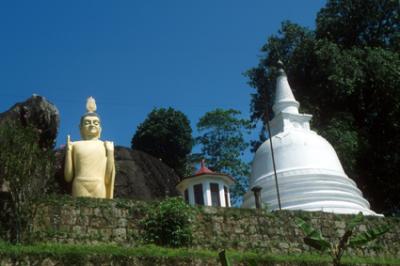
[290, 248, 302, 253]
[72, 225, 85, 235]
[90, 217, 108, 228]
[81, 207, 93, 216]
[337, 229, 345, 236]
[234, 227, 244, 234]
[278, 242, 289, 249]
[202, 207, 217, 214]
[359, 224, 367, 232]
[117, 218, 128, 227]
[99, 228, 113, 240]
[212, 223, 221, 232]
[334, 221, 346, 229]
[113, 228, 127, 240]
[112, 207, 129, 217]
[40, 258, 57, 266]
[93, 208, 102, 217]
[76, 215, 90, 226]
[34, 215, 51, 229]
[61, 213, 77, 225]
[247, 225, 257, 234]
[87, 228, 99, 237]
[58, 224, 71, 232]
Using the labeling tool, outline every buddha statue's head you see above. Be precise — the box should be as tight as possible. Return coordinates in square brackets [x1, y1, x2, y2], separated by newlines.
[80, 97, 102, 140]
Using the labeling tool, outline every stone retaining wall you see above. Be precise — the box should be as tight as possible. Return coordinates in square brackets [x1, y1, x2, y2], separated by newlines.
[0, 255, 332, 266]
[0, 255, 216, 266]
[32, 197, 400, 257]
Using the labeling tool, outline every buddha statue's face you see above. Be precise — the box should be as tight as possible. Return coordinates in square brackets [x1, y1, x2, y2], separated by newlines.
[80, 116, 101, 140]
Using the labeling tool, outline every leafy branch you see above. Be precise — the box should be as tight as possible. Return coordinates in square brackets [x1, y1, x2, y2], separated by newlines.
[295, 212, 389, 266]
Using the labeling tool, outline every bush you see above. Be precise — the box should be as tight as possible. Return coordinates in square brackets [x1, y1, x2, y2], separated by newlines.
[0, 122, 55, 243]
[140, 197, 194, 247]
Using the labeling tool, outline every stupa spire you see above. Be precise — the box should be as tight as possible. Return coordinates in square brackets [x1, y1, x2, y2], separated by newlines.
[272, 61, 300, 115]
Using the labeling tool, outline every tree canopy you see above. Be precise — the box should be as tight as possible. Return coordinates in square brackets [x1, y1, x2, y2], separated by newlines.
[195, 108, 251, 205]
[246, 0, 400, 214]
[131, 107, 193, 177]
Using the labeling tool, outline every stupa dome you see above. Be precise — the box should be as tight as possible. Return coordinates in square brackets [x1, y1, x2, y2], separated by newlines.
[242, 66, 379, 215]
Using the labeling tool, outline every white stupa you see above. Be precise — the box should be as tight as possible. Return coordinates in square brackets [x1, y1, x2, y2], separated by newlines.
[242, 65, 379, 215]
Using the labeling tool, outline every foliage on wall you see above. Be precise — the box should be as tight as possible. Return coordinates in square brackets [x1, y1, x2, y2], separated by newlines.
[140, 197, 195, 247]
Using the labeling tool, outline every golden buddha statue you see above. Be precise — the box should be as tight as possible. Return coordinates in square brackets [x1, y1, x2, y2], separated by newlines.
[64, 97, 115, 199]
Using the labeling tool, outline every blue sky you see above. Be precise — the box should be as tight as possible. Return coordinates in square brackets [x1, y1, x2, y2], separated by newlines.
[0, 1, 325, 157]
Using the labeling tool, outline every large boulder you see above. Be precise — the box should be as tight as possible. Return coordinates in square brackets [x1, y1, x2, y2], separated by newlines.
[0, 95, 60, 148]
[114, 147, 180, 200]
[0, 95, 59, 192]
[54, 146, 180, 200]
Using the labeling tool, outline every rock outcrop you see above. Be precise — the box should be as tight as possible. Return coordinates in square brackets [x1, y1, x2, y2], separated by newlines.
[0, 95, 60, 192]
[0, 95, 60, 148]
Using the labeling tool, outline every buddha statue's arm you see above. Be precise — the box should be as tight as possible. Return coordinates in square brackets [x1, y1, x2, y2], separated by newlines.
[64, 135, 74, 183]
[104, 141, 115, 199]
[104, 141, 115, 185]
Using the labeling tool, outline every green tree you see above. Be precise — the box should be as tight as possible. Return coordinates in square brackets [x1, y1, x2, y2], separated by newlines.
[195, 108, 252, 206]
[0, 122, 55, 243]
[131, 107, 193, 177]
[246, 0, 400, 214]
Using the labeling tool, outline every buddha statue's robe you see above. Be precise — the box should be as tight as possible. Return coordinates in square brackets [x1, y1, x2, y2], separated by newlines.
[71, 140, 111, 198]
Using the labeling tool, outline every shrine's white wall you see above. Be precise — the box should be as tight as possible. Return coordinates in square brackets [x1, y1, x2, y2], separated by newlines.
[177, 174, 233, 207]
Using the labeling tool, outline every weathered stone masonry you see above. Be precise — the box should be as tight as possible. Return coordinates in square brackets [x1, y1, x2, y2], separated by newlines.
[32, 198, 400, 258]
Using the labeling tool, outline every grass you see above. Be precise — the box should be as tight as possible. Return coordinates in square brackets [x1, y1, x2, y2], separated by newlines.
[0, 242, 399, 265]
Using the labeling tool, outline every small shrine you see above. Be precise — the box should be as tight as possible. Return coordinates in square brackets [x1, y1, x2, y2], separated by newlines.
[176, 160, 234, 207]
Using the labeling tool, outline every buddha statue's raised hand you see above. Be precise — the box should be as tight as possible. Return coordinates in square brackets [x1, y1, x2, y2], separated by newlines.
[66, 135, 72, 151]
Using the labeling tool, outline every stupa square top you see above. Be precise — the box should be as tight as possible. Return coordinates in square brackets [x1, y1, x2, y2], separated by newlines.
[243, 65, 380, 216]
[64, 97, 116, 199]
